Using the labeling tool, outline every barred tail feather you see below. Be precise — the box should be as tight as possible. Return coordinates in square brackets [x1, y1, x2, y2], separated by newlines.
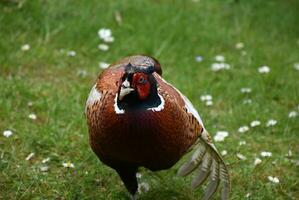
[178, 130, 230, 200]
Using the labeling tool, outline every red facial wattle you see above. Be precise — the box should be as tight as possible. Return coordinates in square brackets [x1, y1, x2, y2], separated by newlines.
[132, 73, 151, 100]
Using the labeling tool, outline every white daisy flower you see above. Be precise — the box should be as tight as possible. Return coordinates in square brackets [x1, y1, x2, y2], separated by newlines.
[290, 159, 299, 166]
[236, 153, 247, 160]
[238, 126, 249, 133]
[221, 150, 227, 156]
[98, 28, 114, 43]
[28, 113, 37, 120]
[27, 101, 33, 107]
[254, 157, 262, 166]
[200, 95, 212, 102]
[98, 44, 109, 51]
[261, 151, 272, 157]
[25, 152, 35, 161]
[266, 119, 277, 127]
[21, 44, 30, 51]
[214, 131, 229, 142]
[105, 36, 114, 43]
[288, 111, 298, 118]
[258, 66, 270, 74]
[67, 50, 76, 57]
[99, 62, 110, 69]
[195, 56, 203, 62]
[215, 55, 225, 62]
[62, 161, 75, 168]
[211, 63, 230, 71]
[205, 100, 213, 106]
[294, 63, 299, 71]
[250, 120, 261, 127]
[136, 172, 142, 179]
[240, 88, 252, 93]
[268, 176, 279, 184]
[40, 166, 49, 172]
[3, 130, 13, 138]
[243, 99, 252, 104]
[285, 150, 292, 157]
[42, 157, 50, 163]
[235, 42, 244, 50]
[138, 182, 150, 193]
[239, 140, 246, 146]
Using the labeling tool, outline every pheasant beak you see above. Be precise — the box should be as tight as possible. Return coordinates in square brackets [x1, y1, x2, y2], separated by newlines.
[119, 78, 134, 101]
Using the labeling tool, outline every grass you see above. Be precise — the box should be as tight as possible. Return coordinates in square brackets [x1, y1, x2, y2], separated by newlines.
[1, 0, 299, 199]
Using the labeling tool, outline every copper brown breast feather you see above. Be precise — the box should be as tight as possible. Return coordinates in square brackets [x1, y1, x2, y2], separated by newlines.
[86, 55, 230, 200]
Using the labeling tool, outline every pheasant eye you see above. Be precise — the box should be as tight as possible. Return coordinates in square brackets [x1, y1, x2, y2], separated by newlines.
[138, 76, 146, 84]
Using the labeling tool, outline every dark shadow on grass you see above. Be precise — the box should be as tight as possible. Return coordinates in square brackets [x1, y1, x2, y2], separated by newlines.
[139, 187, 194, 200]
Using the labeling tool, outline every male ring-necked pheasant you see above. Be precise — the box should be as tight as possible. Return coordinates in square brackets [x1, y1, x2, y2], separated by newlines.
[86, 55, 230, 200]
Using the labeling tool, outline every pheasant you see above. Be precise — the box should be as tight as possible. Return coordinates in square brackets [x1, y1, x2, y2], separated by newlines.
[85, 55, 230, 200]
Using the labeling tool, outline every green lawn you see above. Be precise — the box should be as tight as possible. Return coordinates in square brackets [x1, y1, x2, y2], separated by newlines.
[1, 0, 299, 199]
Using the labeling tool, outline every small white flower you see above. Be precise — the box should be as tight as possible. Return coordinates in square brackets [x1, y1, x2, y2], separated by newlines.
[25, 152, 35, 161]
[104, 36, 114, 43]
[67, 51, 76, 57]
[245, 193, 251, 198]
[200, 95, 212, 102]
[215, 55, 225, 62]
[3, 130, 13, 138]
[261, 151, 272, 157]
[268, 176, 279, 184]
[21, 44, 30, 51]
[250, 120, 261, 127]
[205, 100, 213, 106]
[211, 63, 230, 71]
[239, 140, 246, 146]
[290, 159, 299, 166]
[136, 172, 142, 179]
[99, 62, 110, 69]
[288, 111, 298, 118]
[62, 161, 75, 168]
[294, 63, 299, 71]
[240, 88, 252, 93]
[221, 150, 227, 156]
[258, 66, 270, 74]
[266, 119, 277, 127]
[98, 44, 109, 51]
[214, 131, 229, 142]
[138, 182, 150, 193]
[40, 166, 49, 172]
[236, 153, 247, 160]
[27, 101, 33, 107]
[98, 28, 114, 43]
[28, 113, 37, 120]
[98, 28, 111, 39]
[195, 56, 203, 62]
[243, 99, 252, 104]
[42, 157, 50, 163]
[238, 126, 249, 133]
[285, 150, 292, 157]
[254, 157, 262, 166]
[235, 42, 244, 49]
